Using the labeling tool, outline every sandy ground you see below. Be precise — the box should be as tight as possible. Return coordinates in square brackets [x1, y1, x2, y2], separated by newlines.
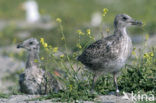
[0, 45, 24, 93]
[0, 95, 132, 103]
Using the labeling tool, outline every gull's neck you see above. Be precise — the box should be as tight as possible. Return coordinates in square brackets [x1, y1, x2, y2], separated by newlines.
[114, 27, 128, 37]
[26, 49, 40, 69]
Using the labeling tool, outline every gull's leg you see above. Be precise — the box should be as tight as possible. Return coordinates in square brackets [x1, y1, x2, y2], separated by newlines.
[113, 73, 119, 96]
[91, 73, 97, 93]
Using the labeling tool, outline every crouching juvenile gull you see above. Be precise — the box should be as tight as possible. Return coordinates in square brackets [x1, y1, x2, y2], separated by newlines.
[77, 14, 142, 95]
[17, 38, 62, 94]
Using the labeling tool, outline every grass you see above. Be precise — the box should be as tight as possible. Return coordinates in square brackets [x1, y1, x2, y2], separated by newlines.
[0, 93, 10, 98]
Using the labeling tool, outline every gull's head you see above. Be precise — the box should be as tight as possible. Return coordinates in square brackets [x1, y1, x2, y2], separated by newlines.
[114, 14, 142, 29]
[17, 38, 39, 52]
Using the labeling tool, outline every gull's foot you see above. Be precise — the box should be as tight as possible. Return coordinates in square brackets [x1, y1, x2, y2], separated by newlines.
[108, 90, 120, 96]
[116, 89, 120, 96]
[108, 91, 116, 95]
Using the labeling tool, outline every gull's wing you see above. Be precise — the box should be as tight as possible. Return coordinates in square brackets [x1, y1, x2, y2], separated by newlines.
[78, 35, 122, 69]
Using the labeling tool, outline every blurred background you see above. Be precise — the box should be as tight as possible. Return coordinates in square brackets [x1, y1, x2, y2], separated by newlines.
[0, 0, 156, 94]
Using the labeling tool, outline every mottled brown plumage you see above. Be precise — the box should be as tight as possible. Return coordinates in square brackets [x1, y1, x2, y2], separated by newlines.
[17, 38, 61, 94]
[78, 14, 142, 94]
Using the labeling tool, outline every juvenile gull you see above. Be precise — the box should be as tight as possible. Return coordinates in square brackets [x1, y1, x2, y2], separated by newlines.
[78, 14, 142, 94]
[17, 38, 61, 94]
[23, 0, 40, 23]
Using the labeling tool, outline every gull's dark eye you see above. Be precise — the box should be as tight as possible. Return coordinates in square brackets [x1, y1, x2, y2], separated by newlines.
[122, 17, 127, 21]
[29, 42, 33, 45]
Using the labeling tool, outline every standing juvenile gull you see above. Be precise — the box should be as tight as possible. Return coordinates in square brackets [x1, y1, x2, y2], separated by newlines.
[78, 14, 142, 95]
[22, 0, 51, 23]
[17, 38, 61, 94]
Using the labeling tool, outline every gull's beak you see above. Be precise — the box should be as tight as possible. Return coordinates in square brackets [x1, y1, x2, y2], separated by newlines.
[130, 19, 142, 26]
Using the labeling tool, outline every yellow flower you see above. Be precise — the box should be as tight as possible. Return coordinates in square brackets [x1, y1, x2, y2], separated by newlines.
[103, 8, 108, 16]
[86, 29, 91, 35]
[53, 47, 58, 53]
[56, 18, 62, 23]
[40, 38, 44, 44]
[150, 52, 154, 57]
[132, 51, 136, 56]
[132, 48, 138, 58]
[144, 53, 148, 58]
[77, 29, 84, 35]
[44, 43, 48, 48]
[60, 54, 64, 58]
[34, 59, 38, 63]
[76, 43, 82, 49]
[41, 57, 44, 60]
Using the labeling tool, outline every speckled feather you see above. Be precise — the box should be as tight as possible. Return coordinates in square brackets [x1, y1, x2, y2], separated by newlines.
[78, 31, 132, 73]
